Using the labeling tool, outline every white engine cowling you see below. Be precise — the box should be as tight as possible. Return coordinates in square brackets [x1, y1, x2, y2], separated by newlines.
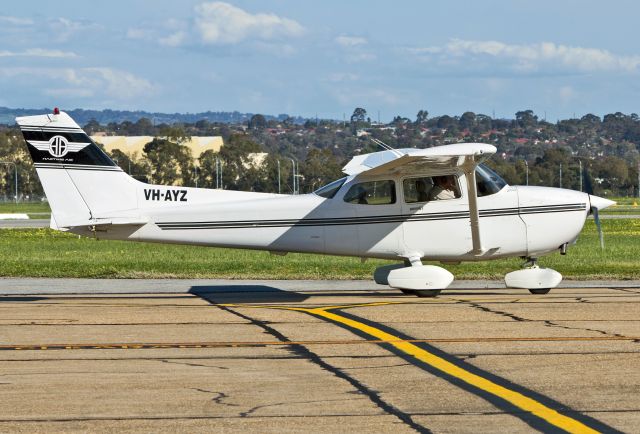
[387, 265, 454, 291]
[504, 267, 562, 289]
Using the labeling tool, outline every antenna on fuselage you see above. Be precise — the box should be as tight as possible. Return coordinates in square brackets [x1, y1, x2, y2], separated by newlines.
[369, 137, 403, 157]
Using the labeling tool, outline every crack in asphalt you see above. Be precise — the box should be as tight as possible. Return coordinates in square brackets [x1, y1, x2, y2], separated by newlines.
[192, 389, 238, 406]
[160, 359, 229, 369]
[459, 299, 633, 341]
[239, 398, 354, 418]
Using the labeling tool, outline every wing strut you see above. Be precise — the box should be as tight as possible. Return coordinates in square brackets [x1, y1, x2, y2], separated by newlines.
[462, 156, 485, 255]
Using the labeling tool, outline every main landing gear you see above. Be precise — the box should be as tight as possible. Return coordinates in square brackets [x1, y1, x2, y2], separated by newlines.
[504, 257, 562, 295]
[374, 256, 562, 297]
[399, 289, 442, 298]
[373, 259, 453, 298]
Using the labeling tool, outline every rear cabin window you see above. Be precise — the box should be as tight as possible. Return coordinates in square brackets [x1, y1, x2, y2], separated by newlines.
[343, 180, 396, 205]
[403, 175, 460, 202]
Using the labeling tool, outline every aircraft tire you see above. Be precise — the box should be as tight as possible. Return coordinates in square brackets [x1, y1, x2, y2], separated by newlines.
[399, 289, 417, 295]
[414, 289, 441, 298]
[528, 288, 551, 295]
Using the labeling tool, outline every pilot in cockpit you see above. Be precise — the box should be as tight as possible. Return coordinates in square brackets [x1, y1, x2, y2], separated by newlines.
[429, 175, 458, 200]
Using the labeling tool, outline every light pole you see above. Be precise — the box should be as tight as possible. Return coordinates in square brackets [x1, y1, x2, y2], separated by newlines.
[277, 160, 281, 194]
[559, 163, 562, 188]
[578, 160, 583, 192]
[523, 160, 529, 186]
[289, 158, 297, 194]
[0, 162, 18, 204]
[215, 158, 223, 189]
[193, 166, 199, 188]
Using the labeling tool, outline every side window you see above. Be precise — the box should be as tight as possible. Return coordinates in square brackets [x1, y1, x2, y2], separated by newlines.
[403, 177, 434, 203]
[403, 175, 460, 203]
[343, 180, 396, 205]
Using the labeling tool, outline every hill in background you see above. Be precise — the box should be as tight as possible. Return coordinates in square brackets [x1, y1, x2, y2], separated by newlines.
[0, 107, 307, 126]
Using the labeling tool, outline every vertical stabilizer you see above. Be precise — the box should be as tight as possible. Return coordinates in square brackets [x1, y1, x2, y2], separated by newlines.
[17, 110, 139, 228]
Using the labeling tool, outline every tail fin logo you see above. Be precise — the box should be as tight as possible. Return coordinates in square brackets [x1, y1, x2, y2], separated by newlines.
[26, 135, 91, 161]
[49, 135, 69, 158]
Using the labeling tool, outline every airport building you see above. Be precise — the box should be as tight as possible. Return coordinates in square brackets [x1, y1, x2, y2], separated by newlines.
[91, 136, 224, 159]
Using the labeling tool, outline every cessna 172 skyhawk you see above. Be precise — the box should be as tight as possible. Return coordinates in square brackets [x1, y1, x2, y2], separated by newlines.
[17, 109, 615, 296]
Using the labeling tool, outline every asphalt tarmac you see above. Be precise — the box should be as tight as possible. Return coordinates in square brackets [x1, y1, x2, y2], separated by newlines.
[0, 279, 638, 433]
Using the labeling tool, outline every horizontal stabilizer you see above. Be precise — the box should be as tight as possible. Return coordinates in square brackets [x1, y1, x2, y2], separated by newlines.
[57, 217, 149, 229]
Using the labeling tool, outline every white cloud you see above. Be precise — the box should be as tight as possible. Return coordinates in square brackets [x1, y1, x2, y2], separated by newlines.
[0, 49, 77, 58]
[0, 15, 33, 26]
[194, 2, 304, 44]
[128, 19, 189, 47]
[335, 35, 367, 47]
[0, 67, 154, 100]
[411, 39, 640, 73]
[67, 68, 155, 99]
[159, 31, 187, 47]
[126, 28, 151, 40]
[46, 17, 99, 42]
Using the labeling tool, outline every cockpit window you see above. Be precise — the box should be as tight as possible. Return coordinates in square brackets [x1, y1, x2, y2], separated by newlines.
[476, 164, 507, 197]
[343, 180, 396, 205]
[314, 177, 347, 199]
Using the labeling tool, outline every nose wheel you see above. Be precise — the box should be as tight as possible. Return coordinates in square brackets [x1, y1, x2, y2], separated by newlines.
[528, 288, 551, 295]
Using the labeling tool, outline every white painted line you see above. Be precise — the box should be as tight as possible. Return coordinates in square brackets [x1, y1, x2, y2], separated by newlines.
[0, 213, 29, 220]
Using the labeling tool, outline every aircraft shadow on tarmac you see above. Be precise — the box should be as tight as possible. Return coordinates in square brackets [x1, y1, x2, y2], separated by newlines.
[0, 296, 49, 302]
[189, 285, 311, 304]
[189, 285, 404, 304]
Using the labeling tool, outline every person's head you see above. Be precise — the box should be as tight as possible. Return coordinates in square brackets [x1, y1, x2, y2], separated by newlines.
[434, 176, 456, 191]
[416, 180, 426, 193]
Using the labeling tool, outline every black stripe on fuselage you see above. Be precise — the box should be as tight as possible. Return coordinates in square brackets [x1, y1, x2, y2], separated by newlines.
[21, 126, 82, 132]
[34, 163, 122, 172]
[156, 203, 587, 230]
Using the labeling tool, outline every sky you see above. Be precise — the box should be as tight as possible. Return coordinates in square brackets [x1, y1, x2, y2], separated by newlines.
[1, 0, 640, 121]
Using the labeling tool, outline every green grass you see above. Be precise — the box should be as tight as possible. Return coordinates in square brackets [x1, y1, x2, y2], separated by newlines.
[0, 202, 50, 213]
[1, 218, 639, 279]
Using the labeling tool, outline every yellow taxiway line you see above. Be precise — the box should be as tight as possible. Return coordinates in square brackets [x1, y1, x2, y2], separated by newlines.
[307, 306, 598, 434]
[225, 301, 602, 434]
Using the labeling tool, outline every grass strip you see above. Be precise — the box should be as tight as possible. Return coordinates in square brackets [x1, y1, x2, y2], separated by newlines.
[1, 219, 639, 279]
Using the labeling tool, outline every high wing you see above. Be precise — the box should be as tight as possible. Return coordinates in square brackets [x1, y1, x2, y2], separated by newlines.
[343, 143, 498, 256]
[342, 143, 496, 177]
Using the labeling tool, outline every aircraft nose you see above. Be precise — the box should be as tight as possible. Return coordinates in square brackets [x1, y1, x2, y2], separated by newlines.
[589, 195, 616, 211]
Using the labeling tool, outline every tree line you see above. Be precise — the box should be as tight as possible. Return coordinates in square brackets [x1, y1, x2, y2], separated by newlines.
[0, 108, 639, 201]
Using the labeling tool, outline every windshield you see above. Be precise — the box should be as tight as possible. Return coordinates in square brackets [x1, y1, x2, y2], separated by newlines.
[314, 177, 347, 198]
[476, 164, 507, 197]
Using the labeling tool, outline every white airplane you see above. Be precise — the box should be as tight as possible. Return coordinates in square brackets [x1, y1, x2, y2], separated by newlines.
[17, 109, 615, 296]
